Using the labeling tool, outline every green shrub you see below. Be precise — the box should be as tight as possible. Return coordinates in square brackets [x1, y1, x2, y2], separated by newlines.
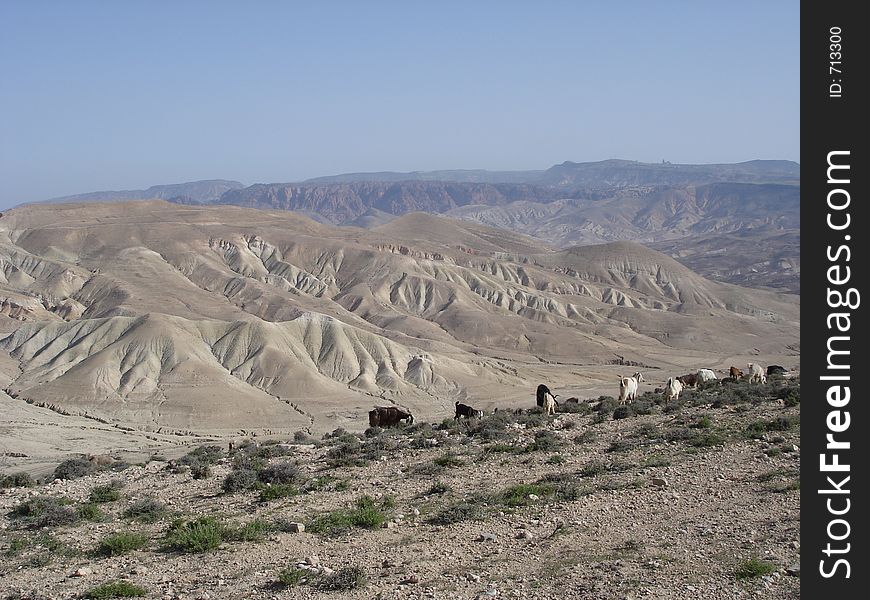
[222, 468, 258, 493]
[307, 495, 390, 536]
[123, 497, 166, 523]
[433, 452, 465, 468]
[224, 519, 272, 542]
[96, 532, 149, 556]
[89, 482, 124, 503]
[573, 430, 598, 444]
[483, 443, 516, 454]
[259, 484, 299, 502]
[547, 454, 566, 465]
[428, 501, 486, 525]
[495, 483, 556, 507]
[612, 405, 634, 420]
[277, 566, 309, 587]
[164, 517, 226, 553]
[734, 557, 776, 579]
[53, 457, 97, 480]
[76, 503, 106, 522]
[11, 495, 78, 529]
[693, 415, 713, 429]
[84, 581, 147, 598]
[0, 472, 34, 488]
[190, 463, 212, 479]
[580, 460, 608, 477]
[179, 445, 224, 467]
[314, 566, 367, 591]
[258, 461, 303, 485]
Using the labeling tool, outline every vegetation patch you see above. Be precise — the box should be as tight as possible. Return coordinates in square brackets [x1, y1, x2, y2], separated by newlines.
[53, 457, 98, 480]
[428, 500, 487, 525]
[96, 532, 149, 556]
[123, 497, 167, 523]
[89, 481, 124, 503]
[0, 472, 34, 488]
[734, 557, 777, 579]
[308, 495, 391, 536]
[10, 495, 78, 529]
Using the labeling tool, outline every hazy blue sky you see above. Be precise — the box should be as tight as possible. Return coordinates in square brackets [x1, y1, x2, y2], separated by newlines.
[1, 1, 799, 204]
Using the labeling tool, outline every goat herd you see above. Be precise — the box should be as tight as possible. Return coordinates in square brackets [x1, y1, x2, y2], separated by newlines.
[367, 363, 787, 428]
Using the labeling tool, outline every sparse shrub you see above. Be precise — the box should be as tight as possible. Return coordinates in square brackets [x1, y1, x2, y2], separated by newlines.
[612, 405, 634, 420]
[258, 461, 303, 485]
[325, 437, 368, 468]
[76, 503, 105, 522]
[164, 516, 226, 553]
[734, 557, 776, 579]
[259, 484, 299, 502]
[190, 463, 212, 479]
[293, 430, 317, 444]
[573, 430, 597, 444]
[526, 430, 561, 452]
[778, 382, 800, 407]
[84, 581, 147, 598]
[53, 457, 97, 480]
[495, 483, 556, 507]
[222, 468, 258, 493]
[580, 460, 608, 478]
[277, 566, 309, 587]
[89, 481, 124, 503]
[688, 432, 726, 447]
[11, 495, 78, 529]
[5, 536, 28, 557]
[693, 415, 713, 429]
[745, 416, 797, 439]
[314, 566, 367, 591]
[180, 445, 224, 467]
[426, 481, 451, 495]
[606, 439, 634, 453]
[433, 452, 465, 468]
[547, 454, 566, 465]
[123, 497, 166, 523]
[225, 518, 272, 542]
[483, 443, 516, 454]
[428, 501, 486, 525]
[0, 472, 34, 488]
[557, 401, 590, 414]
[96, 531, 149, 556]
[307, 495, 390, 536]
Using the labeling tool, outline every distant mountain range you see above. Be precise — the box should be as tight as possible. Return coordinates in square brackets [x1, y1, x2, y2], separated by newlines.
[34, 179, 245, 205]
[10, 159, 800, 292]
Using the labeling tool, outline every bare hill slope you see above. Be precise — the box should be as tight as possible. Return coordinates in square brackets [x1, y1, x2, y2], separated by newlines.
[0, 202, 798, 437]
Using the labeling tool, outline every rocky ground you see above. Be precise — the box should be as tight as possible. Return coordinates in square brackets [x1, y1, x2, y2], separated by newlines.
[0, 378, 801, 600]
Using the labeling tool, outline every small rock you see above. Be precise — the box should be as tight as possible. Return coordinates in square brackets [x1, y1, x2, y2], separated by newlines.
[516, 531, 534, 540]
[384, 521, 398, 529]
[72, 567, 93, 577]
[131, 565, 149, 575]
[476, 533, 497, 542]
[382, 559, 397, 568]
[786, 563, 800, 576]
[306, 555, 320, 566]
[789, 541, 800, 549]
[651, 477, 668, 487]
[321, 567, 335, 576]
[412, 508, 421, 516]
[466, 572, 481, 582]
[287, 522, 305, 533]
[528, 494, 539, 501]
[400, 575, 420, 584]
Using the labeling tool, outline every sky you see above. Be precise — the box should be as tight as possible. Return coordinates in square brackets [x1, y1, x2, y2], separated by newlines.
[0, 1, 799, 205]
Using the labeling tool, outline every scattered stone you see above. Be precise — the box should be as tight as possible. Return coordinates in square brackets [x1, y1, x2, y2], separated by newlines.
[131, 565, 149, 575]
[306, 555, 320, 566]
[466, 572, 481, 582]
[789, 541, 800, 549]
[528, 494, 539, 501]
[476, 533, 497, 542]
[400, 575, 420, 584]
[321, 567, 335, 576]
[384, 521, 398, 529]
[516, 530, 534, 540]
[287, 522, 305, 533]
[651, 477, 668, 487]
[786, 563, 800, 576]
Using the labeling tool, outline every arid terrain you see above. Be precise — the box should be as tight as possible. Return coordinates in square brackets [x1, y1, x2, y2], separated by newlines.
[0, 197, 800, 599]
[1, 377, 800, 599]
